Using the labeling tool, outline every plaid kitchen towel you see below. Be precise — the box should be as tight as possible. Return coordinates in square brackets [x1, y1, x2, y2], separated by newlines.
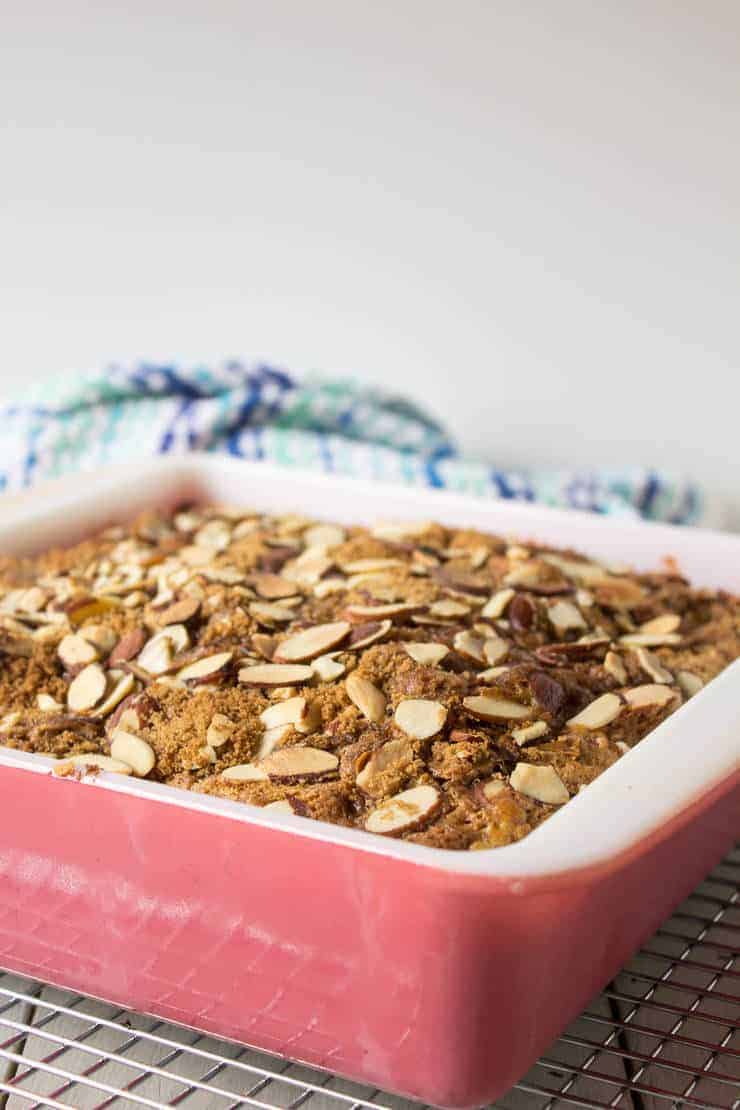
[0, 362, 703, 524]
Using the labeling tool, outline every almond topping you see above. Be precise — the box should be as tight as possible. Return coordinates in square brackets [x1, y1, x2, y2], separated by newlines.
[511, 720, 549, 746]
[365, 784, 440, 835]
[176, 652, 233, 683]
[249, 602, 296, 624]
[453, 630, 486, 663]
[403, 642, 449, 666]
[137, 633, 174, 676]
[258, 724, 291, 758]
[619, 631, 682, 648]
[92, 670, 135, 718]
[677, 670, 704, 698]
[110, 729, 156, 777]
[260, 696, 320, 734]
[263, 798, 300, 814]
[428, 598, 471, 620]
[547, 600, 587, 632]
[275, 621, 350, 662]
[109, 627, 147, 665]
[356, 738, 413, 795]
[206, 713, 236, 749]
[623, 684, 678, 709]
[604, 650, 627, 684]
[633, 647, 673, 684]
[341, 558, 405, 573]
[483, 636, 509, 666]
[303, 523, 346, 549]
[346, 674, 387, 723]
[55, 753, 133, 776]
[639, 613, 681, 636]
[253, 574, 300, 600]
[394, 698, 447, 739]
[481, 589, 515, 619]
[348, 619, 393, 649]
[67, 663, 107, 711]
[510, 763, 569, 805]
[567, 692, 623, 730]
[481, 778, 507, 801]
[311, 654, 346, 681]
[58, 634, 99, 669]
[463, 695, 530, 721]
[37, 692, 63, 712]
[221, 762, 268, 782]
[261, 747, 339, 781]
[345, 602, 420, 621]
[239, 663, 315, 686]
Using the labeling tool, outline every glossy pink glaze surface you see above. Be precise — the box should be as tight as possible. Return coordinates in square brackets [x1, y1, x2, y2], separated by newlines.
[1, 765, 738, 1108]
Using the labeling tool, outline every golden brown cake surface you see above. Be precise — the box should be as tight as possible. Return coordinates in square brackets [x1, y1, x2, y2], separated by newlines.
[0, 505, 737, 850]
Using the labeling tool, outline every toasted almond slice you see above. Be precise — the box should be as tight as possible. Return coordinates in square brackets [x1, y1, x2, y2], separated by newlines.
[239, 663, 315, 686]
[261, 746, 339, 781]
[547, 600, 587, 632]
[463, 694, 530, 721]
[260, 696, 318, 733]
[37, 693, 64, 712]
[510, 763, 569, 805]
[346, 674, 387, 723]
[137, 634, 174, 675]
[604, 650, 627, 684]
[263, 798, 299, 813]
[58, 633, 99, 668]
[481, 589, 515, 619]
[540, 553, 609, 585]
[157, 598, 201, 627]
[623, 684, 678, 709]
[481, 778, 507, 801]
[619, 631, 682, 648]
[258, 723, 291, 758]
[274, 621, 350, 662]
[453, 630, 485, 664]
[110, 729, 156, 777]
[249, 601, 295, 624]
[677, 670, 704, 698]
[365, 784, 440, 835]
[176, 651, 233, 683]
[355, 737, 413, 795]
[109, 627, 148, 665]
[283, 551, 333, 586]
[371, 521, 432, 542]
[567, 692, 623, 730]
[511, 720, 549, 746]
[483, 636, 509, 666]
[253, 574, 300, 600]
[639, 613, 681, 636]
[394, 698, 447, 739]
[404, 642, 449, 666]
[92, 670, 135, 718]
[221, 762, 268, 782]
[55, 753, 133, 776]
[478, 664, 510, 681]
[313, 576, 348, 598]
[195, 520, 232, 552]
[345, 602, 421, 621]
[303, 523, 346, 549]
[633, 647, 673, 684]
[206, 713, 236, 749]
[67, 663, 107, 712]
[348, 619, 393, 650]
[80, 623, 119, 655]
[341, 558, 405, 574]
[428, 599, 470, 619]
[311, 654, 346, 681]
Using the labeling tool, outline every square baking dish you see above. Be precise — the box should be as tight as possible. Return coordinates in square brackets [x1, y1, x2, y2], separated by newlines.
[0, 456, 738, 1109]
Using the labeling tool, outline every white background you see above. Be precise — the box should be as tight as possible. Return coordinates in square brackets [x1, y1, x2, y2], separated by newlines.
[1, 2, 738, 518]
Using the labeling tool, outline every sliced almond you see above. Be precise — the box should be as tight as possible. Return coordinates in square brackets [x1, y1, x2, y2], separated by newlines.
[137, 633, 174, 675]
[80, 624, 118, 655]
[253, 574, 300, 600]
[639, 613, 681, 636]
[547, 600, 587, 632]
[206, 713, 236, 749]
[157, 598, 201, 625]
[109, 627, 148, 665]
[603, 650, 627, 684]
[55, 753, 133, 776]
[403, 642, 449, 666]
[249, 601, 295, 624]
[481, 778, 507, 801]
[346, 674, 387, 723]
[483, 636, 509, 666]
[261, 746, 339, 781]
[221, 762, 268, 782]
[463, 694, 530, 721]
[303, 523, 346, 549]
[356, 737, 413, 795]
[510, 763, 569, 805]
[176, 651, 233, 683]
[311, 654, 346, 681]
[677, 670, 704, 698]
[258, 723, 291, 758]
[263, 798, 300, 814]
[394, 698, 447, 739]
[478, 665, 511, 681]
[239, 663, 315, 686]
[481, 589, 515, 619]
[275, 621, 350, 662]
[619, 630, 682, 648]
[428, 599, 471, 620]
[67, 663, 107, 712]
[37, 693, 63, 712]
[195, 520, 232, 552]
[633, 647, 673, 684]
[346, 602, 421, 621]
[567, 692, 623, 730]
[58, 633, 99, 669]
[260, 696, 320, 734]
[541, 553, 609, 586]
[342, 558, 405, 574]
[371, 521, 432, 542]
[313, 576, 348, 598]
[92, 670, 135, 718]
[452, 630, 485, 664]
[365, 784, 440, 835]
[110, 729, 156, 777]
[511, 720, 549, 746]
[623, 684, 678, 709]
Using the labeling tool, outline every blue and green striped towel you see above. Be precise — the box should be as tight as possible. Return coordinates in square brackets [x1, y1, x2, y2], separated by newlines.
[0, 362, 702, 524]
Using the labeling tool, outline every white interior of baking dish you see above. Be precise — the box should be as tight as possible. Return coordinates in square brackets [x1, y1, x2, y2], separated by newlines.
[1, 455, 738, 881]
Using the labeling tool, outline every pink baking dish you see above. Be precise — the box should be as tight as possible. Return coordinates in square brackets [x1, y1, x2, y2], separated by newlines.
[0, 457, 738, 1108]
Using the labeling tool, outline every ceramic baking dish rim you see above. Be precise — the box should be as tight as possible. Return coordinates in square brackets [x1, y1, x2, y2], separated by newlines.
[0, 455, 737, 883]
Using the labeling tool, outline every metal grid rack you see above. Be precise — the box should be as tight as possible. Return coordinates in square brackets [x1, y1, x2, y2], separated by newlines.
[1, 847, 737, 1110]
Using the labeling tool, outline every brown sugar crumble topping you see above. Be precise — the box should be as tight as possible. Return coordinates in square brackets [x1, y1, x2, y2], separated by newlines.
[0, 505, 737, 851]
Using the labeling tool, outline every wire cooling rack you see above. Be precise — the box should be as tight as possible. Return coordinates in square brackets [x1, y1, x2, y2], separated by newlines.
[1, 847, 737, 1110]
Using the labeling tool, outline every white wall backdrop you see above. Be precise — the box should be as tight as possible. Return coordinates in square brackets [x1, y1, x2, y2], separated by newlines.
[1, 1, 738, 512]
